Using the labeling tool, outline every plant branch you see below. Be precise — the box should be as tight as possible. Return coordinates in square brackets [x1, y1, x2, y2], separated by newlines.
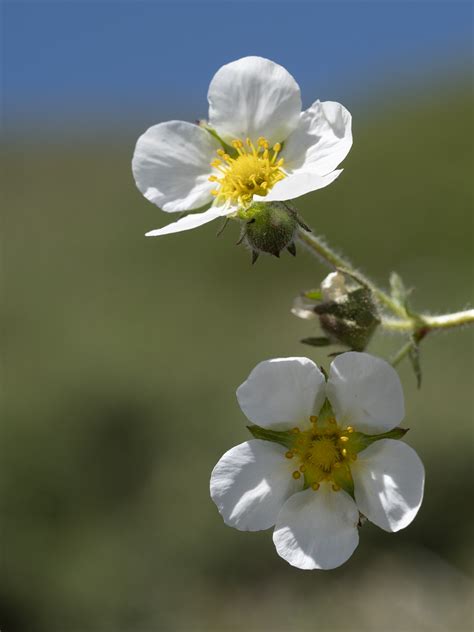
[296, 227, 474, 335]
[296, 228, 407, 318]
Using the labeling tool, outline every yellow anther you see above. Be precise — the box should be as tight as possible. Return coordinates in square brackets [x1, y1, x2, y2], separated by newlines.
[208, 136, 286, 206]
[342, 448, 348, 458]
[346, 426, 354, 433]
[332, 484, 341, 492]
[311, 482, 320, 491]
[292, 471, 301, 480]
[211, 189, 219, 196]
[208, 175, 218, 182]
[310, 415, 318, 423]
[285, 451, 294, 459]
[273, 142, 281, 153]
[340, 436, 349, 443]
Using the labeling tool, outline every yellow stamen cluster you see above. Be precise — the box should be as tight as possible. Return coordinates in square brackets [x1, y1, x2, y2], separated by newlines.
[209, 137, 286, 207]
[285, 416, 356, 491]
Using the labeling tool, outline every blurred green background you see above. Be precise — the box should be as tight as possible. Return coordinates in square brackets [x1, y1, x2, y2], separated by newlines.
[3, 2, 474, 631]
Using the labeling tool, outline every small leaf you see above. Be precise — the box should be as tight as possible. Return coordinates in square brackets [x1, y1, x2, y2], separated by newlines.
[389, 271, 409, 305]
[409, 340, 422, 388]
[300, 336, 331, 347]
[389, 271, 418, 317]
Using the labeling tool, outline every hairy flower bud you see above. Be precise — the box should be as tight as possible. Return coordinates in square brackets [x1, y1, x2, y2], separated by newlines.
[293, 271, 380, 351]
[239, 202, 307, 263]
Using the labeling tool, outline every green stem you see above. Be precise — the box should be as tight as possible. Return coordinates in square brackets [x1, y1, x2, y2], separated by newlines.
[381, 317, 414, 332]
[296, 226, 474, 334]
[296, 227, 407, 318]
[422, 309, 474, 330]
[391, 340, 413, 366]
[382, 311, 474, 333]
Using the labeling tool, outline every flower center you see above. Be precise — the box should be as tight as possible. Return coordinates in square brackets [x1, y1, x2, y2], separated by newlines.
[285, 416, 356, 491]
[209, 137, 286, 207]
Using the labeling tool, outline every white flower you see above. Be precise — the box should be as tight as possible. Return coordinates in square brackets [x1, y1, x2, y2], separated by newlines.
[210, 352, 424, 570]
[132, 56, 352, 237]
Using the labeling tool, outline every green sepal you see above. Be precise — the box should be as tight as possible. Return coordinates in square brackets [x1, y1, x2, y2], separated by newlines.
[316, 398, 336, 429]
[304, 289, 323, 301]
[246, 425, 295, 450]
[347, 427, 408, 454]
[332, 462, 355, 498]
[203, 126, 237, 157]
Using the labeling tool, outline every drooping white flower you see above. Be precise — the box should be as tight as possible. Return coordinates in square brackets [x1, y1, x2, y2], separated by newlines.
[210, 352, 424, 570]
[132, 56, 352, 237]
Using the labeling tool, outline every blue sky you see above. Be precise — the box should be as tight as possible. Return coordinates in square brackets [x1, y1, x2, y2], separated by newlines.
[3, 1, 472, 131]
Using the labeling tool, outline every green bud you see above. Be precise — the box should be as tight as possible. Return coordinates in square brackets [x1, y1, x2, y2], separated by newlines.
[239, 202, 303, 262]
[294, 271, 380, 351]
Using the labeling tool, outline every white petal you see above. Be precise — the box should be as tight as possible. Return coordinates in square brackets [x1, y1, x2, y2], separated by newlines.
[291, 295, 318, 320]
[132, 121, 221, 213]
[353, 439, 425, 532]
[208, 56, 301, 145]
[255, 169, 342, 203]
[327, 352, 405, 434]
[273, 484, 359, 570]
[236, 357, 326, 431]
[282, 100, 352, 176]
[145, 206, 228, 237]
[321, 271, 347, 301]
[210, 440, 302, 531]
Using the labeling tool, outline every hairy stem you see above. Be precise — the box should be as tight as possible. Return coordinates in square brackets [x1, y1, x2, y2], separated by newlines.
[296, 227, 407, 317]
[297, 227, 474, 334]
[422, 309, 474, 329]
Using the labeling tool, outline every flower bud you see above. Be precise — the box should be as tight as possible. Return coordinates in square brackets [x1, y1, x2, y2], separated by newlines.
[239, 202, 302, 263]
[293, 271, 380, 351]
